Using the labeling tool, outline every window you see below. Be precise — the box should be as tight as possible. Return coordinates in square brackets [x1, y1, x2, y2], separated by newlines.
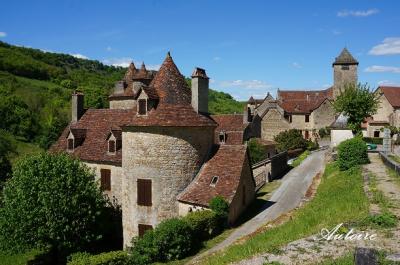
[108, 140, 116, 153]
[341, 65, 349, 70]
[305, 130, 309, 139]
[219, 131, 226, 143]
[210, 176, 219, 186]
[67, 139, 74, 151]
[137, 179, 152, 206]
[100, 169, 111, 191]
[374, 131, 380, 138]
[285, 114, 292, 123]
[138, 99, 147, 115]
[305, 114, 310, 123]
[138, 224, 153, 237]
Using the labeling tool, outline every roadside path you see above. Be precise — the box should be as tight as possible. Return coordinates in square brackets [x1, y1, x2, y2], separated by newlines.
[189, 149, 327, 264]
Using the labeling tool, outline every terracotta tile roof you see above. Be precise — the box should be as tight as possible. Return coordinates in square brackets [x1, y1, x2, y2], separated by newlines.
[379, 86, 400, 108]
[278, 87, 333, 114]
[123, 104, 216, 127]
[332, 48, 359, 65]
[50, 109, 135, 165]
[211, 114, 247, 132]
[368, 120, 389, 125]
[177, 145, 250, 206]
[150, 52, 191, 105]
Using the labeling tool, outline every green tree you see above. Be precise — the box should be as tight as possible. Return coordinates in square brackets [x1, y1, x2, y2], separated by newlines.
[0, 130, 16, 185]
[274, 129, 308, 152]
[0, 153, 107, 256]
[248, 138, 267, 164]
[334, 83, 379, 133]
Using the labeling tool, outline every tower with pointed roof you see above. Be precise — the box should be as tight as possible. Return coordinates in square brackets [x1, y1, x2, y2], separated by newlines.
[332, 48, 359, 99]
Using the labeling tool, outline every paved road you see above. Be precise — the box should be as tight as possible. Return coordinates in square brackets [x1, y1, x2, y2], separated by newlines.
[189, 149, 327, 264]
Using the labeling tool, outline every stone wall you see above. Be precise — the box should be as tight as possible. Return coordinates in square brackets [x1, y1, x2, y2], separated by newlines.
[330, 129, 353, 148]
[228, 154, 255, 224]
[333, 64, 358, 99]
[373, 93, 394, 123]
[311, 100, 336, 130]
[270, 151, 288, 180]
[121, 126, 214, 247]
[178, 202, 207, 216]
[84, 162, 123, 205]
[261, 109, 290, 141]
[109, 99, 137, 109]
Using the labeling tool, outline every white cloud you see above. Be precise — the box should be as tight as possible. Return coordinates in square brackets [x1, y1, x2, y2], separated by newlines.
[0, 32, 6, 37]
[72, 53, 89, 59]
[369, 38, 400, 55]
[292, 62, 302, 69]
[378, 80, 400, 86]
[218, 79, 272, 90]
[103, 58, 160, 70]
[213, 56, 221, 62]
[364, 65, 400, 73]
[337, 8, 379, 17]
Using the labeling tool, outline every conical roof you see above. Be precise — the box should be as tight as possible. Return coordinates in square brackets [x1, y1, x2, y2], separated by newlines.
[124, 62, 136, 81]
[333, 48, 359, 66]
[150, 52, 191, 105]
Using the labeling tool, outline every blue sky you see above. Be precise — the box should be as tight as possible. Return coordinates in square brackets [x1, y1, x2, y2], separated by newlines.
[1, 0, 400, 100]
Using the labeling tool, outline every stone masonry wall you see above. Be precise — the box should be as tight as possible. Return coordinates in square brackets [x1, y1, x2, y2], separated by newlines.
[333, 64, 358, 99]
[311, 100, 336, 130]
[121, 126, 214, 247]
[84, 162, 123, 205]
[373, 93, 394, 123]
[109, 99, 137, 109]
[261, 109, 290, 141]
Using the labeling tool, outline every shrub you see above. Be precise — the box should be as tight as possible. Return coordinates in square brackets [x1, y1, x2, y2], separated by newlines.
[0, 153, 107, 255]
[337, 137, 369, 170]
[318, 127, 331, 138]
[131, 218, 194, 263]
[209, 196, 229, 220]
[184, 210, 219, 240]
[67, 251, 129, 265]
[248, 138, 267, 164]
[306, 140, 319, 151]
[364, 213, 398, 228]
[362, 137, 383, 145]
[274, 129, 308, 152]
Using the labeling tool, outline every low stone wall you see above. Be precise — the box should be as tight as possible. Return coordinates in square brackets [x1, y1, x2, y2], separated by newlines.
[380, 152, 400, 176]
[252, 151, 288, 189]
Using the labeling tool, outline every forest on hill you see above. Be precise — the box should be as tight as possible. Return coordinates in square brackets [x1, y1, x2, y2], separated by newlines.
[0, 41, 245, 165]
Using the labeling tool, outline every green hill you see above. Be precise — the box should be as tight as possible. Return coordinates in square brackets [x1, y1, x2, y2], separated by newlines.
[0, 41, 244, 162]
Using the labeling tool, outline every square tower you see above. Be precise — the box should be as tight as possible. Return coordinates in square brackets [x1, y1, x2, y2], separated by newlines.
[332, 48, 359, 99]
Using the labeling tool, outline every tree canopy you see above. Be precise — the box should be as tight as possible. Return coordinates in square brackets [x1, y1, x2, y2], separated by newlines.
[334, 83, 379, 133]
[274, 129, 308, 152]
[0, 153, 107, 255]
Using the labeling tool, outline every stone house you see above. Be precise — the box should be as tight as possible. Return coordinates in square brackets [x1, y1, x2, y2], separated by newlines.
[51, 53, 255, 247]
[246, 48, 359, 142]
[362, 86, 400, 138]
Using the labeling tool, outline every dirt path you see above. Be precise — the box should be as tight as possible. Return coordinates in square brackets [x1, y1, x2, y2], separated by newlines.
[230, 153, 400, 265]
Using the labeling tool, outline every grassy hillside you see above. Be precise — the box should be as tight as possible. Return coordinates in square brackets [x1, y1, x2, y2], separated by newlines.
[0, 41, 244, 163]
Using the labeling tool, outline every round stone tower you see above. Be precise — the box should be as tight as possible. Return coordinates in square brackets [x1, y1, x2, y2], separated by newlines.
[121, 53, 216, 246]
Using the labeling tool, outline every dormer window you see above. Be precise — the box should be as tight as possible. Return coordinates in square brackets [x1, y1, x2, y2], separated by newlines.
[138, 99, 147, 115]
[108, 140, 116, 153]
[210, 176, 219, 187]
[219, 131, 226, 144]
[67, 139, 74, 151]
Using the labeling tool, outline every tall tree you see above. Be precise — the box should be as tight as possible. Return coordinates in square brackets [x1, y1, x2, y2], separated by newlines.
[334, 83, 379, 133]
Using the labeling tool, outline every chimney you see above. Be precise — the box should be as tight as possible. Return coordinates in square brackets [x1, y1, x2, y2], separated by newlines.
[72, 91, 84, 123]
[191, 67, 209, 114]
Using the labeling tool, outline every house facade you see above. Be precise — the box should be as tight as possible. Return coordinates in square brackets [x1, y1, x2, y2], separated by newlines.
[246, 48, 359, 141]
[51, 53, 255, 247]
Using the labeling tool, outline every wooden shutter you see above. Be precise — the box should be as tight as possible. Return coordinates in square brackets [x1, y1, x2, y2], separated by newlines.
[100, 169, 111, 191]
[68, 139, 74, 150]
[108, 140, 115, 153]
[138, 99, 146, 115]
[138, 224, 153, 237]
[137, 179, 152, 206]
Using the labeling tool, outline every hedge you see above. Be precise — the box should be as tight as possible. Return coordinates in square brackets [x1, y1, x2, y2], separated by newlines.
[362, 137, 383, 145]
[67, 251, 129, 265]
[184, 210, 219, 240]
[337, 137, 369, 170]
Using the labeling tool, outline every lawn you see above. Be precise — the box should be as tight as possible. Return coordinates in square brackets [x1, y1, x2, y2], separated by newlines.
[0, 249, 43, 265]
[388, 154, 400, 164]
[201, 163, 369, 265]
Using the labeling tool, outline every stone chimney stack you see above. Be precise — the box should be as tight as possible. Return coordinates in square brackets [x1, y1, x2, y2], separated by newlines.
[72, 91, 84, 123]
[191, 67, 209, 114]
